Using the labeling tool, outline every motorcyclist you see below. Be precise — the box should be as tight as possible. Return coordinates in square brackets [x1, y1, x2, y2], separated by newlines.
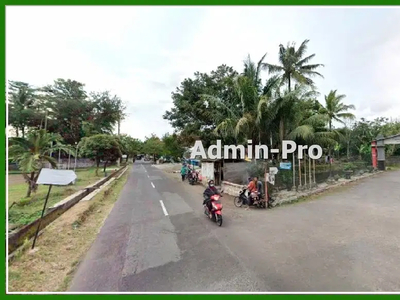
[247, 177, 258, 205]
[256, 177, 264, 199]
[203, 179, 220, 212]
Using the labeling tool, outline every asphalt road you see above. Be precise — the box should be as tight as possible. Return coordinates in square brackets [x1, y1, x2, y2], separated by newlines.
[69, 161, 400, 292]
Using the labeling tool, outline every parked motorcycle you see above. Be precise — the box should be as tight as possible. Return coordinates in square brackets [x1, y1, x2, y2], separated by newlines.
[234, 186, 274, 209]
[204, 191, 224, 226]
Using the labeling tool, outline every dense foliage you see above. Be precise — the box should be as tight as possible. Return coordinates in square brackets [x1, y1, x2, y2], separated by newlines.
[7, 40, 400, 197]
[164, 39, 400, 161]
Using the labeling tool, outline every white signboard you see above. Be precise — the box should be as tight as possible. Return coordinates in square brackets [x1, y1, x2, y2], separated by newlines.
[36, 168, 77, 186]
[265, 173, 275, 185]
[269, 167, 279, 175]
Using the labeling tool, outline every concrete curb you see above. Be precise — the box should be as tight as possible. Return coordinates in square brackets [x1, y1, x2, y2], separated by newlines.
[116, 166, 128, 180]
[8, 165, 127, 255]
[81, 178, 116, 202]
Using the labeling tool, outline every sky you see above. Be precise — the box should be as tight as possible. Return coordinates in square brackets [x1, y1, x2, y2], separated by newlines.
[6, 6, 400, 140]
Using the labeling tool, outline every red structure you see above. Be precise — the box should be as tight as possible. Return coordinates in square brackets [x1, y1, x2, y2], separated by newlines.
[371, 140, 377, 168]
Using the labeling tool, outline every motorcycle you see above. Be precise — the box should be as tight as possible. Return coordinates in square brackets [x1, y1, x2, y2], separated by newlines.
[188, 171, 198, 185]
[204, 190, 224, 226]
[234, 186, 274, 209]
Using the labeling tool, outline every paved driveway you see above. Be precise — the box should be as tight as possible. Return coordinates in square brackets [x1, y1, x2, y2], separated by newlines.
[70, 162, 400, 292]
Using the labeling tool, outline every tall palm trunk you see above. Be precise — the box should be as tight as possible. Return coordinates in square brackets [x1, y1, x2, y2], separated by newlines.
[278, 118, 285, 161]
[26, 172, 35, 197]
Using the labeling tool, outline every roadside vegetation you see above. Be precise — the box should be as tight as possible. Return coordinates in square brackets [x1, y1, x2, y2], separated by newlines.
[8, 167, 130, 292]
[7, 39, 400, 277]
[8, 168, 103, 230]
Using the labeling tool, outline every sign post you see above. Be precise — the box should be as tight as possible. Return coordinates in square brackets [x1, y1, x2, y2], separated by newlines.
[32, 168, 77, 249]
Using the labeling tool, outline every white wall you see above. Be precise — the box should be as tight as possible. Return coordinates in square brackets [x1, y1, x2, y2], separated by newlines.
[201, 162, 214, 183]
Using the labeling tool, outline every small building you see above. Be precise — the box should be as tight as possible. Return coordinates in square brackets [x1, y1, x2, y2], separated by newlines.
[201, 159, 224, 186]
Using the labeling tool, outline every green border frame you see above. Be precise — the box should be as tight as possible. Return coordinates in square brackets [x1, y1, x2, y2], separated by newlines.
[4, 0, 400, 4]
[3, 0, 400, 297]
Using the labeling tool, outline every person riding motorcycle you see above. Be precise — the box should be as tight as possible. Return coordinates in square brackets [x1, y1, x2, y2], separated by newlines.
[203, 180, 220, 212]
[247, 177, 259, 205]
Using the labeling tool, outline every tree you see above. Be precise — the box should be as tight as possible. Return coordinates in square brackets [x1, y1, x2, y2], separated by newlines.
[205, 55, 281, 157]
[286, 92, 335, 149]
[8, 129, 65, 197]
[42, 79, 89, 144]
[39, 80, 127, 144]
[162, 133, 184, 159]
[318, 90, 355, 176]
[163, 65, 238, 148]
[319, 90, 356, 132]
[265, 39, 324, 92]
[117, 134, 142, 162]
[79, 134, 122, 175]
[142, 134, 164, 162]
[8, 81, 42, 137]
[90, 91, 126, 135]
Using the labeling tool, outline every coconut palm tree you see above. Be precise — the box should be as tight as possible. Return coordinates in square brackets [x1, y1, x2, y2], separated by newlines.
[8, 129, 67, 197]
[318, 90, 356, 177]
[266, 84, 321, 155]
[203, 54, 281, 158]
[264, 39, 324, 92]
[319, 90, 356, 132]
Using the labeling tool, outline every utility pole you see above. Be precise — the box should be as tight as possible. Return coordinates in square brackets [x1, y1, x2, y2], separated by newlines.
[44, 110, 48, 131]
[74, 142, 79, 172]
[117, 118, 120, 135]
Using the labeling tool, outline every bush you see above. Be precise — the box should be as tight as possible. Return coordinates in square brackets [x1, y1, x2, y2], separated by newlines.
[343, 162, 356, 171]
[246, 161, 267, 179]
[280, 170, 293, 190]
[334, 174, 340, 181]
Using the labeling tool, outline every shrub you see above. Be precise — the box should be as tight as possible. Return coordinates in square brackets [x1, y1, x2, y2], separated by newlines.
[343, 162, 356, 171]
[246, 161, 267, 179]
[280, 170, 293, 190]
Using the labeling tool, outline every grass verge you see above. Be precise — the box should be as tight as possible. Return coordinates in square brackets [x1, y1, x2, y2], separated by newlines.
[8, 168, 105, 229]
[7, 167, 130, 292]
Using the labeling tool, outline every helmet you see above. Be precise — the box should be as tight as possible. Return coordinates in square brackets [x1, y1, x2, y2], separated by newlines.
[208, 180, 214, 187]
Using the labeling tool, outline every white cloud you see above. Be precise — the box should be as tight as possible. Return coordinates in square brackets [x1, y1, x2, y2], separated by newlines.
[6, 6, 400, 140]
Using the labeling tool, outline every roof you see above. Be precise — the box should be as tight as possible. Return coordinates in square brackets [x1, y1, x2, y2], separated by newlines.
[375, 133, 400, 145]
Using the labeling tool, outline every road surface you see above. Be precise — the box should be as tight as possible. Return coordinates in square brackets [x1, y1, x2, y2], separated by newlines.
[69, 161, 400, 292]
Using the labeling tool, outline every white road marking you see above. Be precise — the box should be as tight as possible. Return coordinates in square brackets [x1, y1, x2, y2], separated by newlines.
[151, 182, 155, 188]
[159, 200, 169, 216]
[147, 174, 150, 178]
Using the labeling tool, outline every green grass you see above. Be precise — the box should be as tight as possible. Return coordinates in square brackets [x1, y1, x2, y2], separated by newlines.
[8, 170, 23, 175]
[8, 168, 103, 229]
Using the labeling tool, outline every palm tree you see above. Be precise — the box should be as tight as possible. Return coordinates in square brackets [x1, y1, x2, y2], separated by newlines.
[266, 84, 321, 157]
[8, 81, 40, 138]
[320, 90, 356, 132]
[264, 39, 324, 92]
[319, 90, 356, 176]
[203, 54, 280, 158]
[8, 129, 66, 197]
